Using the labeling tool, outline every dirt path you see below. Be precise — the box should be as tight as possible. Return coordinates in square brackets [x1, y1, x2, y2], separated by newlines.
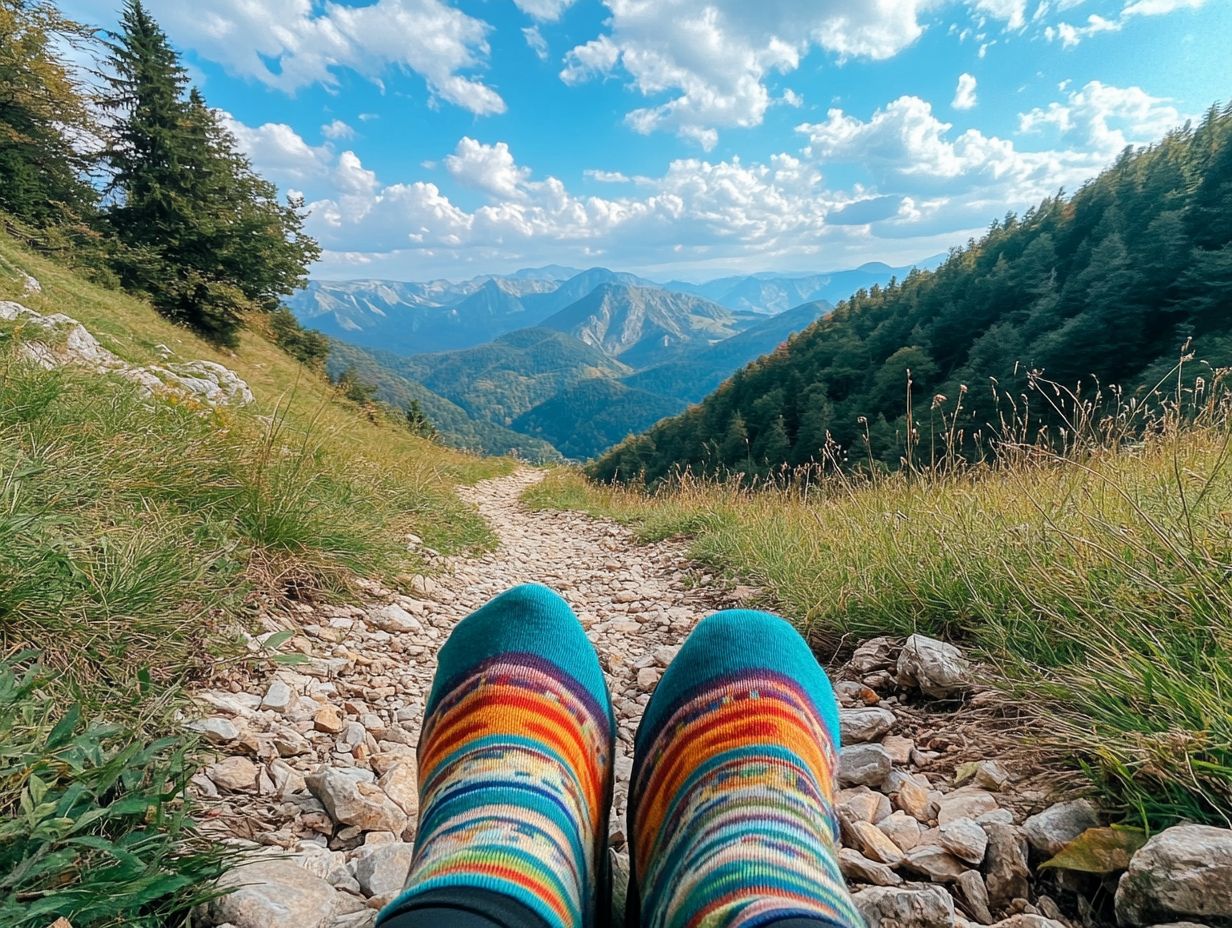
[193, 468, 732, 926]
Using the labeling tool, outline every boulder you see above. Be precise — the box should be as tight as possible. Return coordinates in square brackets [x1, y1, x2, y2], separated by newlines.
[840, 848, 904, 887]
[902, 844, 966, 882]
[897, 777, 938, 823]
[838, 786, 892, 824]
[896, 634, 972, 698]
[378, 762, 420, 819]
[940, 818, 989, 865]
[983, 823, 1030, 910]
[957, 870, 995, 925]
[839, 744, 893, 788]
[201, 858, 338, 928]
[849, 637, 899, 674]
[879, 811, 924, 852]
[1114, 824, 1232, 926]
[853, 820, 906, 866]
[854, 884, 956, 928]
[840, 707, 898, 744]
[938, 788, 1000, 825]
[367, 604, 422, 634]
[990, 917, 1067, 928]
[189, 717, 240, 745]
[1023, 799, 1100, 857]
[208, 756, 259, 792]
[352, 842, 415, 897]
[306, 766, 409, 835]
[261, 681, 295, 714]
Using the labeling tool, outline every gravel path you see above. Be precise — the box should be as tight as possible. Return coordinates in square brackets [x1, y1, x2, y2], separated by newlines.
[192, 467, 732, 924]
[193, 469, 1106, 928]
[450, 468, 727, 825]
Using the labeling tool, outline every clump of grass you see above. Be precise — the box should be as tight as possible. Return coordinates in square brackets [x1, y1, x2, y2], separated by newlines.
[0, 656, 233, 928]
[529, 366, 1232, 829]
[0, 351, 454, 697]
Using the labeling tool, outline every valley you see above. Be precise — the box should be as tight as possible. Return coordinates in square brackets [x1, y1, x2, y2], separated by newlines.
[290, 261, 927, 460]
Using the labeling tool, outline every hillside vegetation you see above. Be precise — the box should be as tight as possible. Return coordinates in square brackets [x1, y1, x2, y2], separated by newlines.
[0, 231, 508, 926]
[530, 379, 1232, 829]
[593, 103, 1232, 482]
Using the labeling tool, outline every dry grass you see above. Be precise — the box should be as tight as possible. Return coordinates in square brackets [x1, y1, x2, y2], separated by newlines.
[527, 366, 1232, 829]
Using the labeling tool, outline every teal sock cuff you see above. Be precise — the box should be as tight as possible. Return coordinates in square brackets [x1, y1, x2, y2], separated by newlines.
[635, 609, 841, 753]
[426, 583, 612, 723]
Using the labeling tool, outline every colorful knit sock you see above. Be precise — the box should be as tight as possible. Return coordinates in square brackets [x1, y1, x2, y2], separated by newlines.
[628, 609, 862, 928]
[378, 584, 615, 928]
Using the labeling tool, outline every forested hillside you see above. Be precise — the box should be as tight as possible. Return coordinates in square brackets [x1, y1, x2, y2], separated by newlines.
[593, 103, 1232, 483]
[365, 327, 628, 426]
[326, 341, 563, 461]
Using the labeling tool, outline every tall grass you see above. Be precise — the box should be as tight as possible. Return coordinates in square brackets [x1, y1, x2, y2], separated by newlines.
[0, 228, 511, 925]
[527, 364, 1232, 829]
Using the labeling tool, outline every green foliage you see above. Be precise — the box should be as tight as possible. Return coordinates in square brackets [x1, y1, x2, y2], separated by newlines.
[594, 102, 1232, 483]
[0, 0, 99, 227]
[99, 1, 318, 344]
[511, 377, 683, 460]
[324, 341, 562, 462]
[0, 657, 233, 928]
[387, 327, 630, 426]
[403, 398, 437, 440]
[332, 365, 377, 406]
[0, 348, 487, 696]
[267, 307, 330, 369]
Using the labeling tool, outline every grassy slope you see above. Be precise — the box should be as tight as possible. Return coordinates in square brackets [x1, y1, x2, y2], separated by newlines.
[526, 413, 1232, 829]
[0, 231, 510, 927]
[0, 231, 513, 693]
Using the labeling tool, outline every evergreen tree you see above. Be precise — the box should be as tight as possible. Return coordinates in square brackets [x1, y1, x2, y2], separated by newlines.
[719, 413, 749, 466]
[100, 0, 318, 344]
[404, 399, 438, 440]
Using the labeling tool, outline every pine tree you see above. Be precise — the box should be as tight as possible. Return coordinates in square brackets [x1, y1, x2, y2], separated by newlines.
[719, 412, 749, 466]
[100, 0, 318, 344]
[404, 400, 437, 439]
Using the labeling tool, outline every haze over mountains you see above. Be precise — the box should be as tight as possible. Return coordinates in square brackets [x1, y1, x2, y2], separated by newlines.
[289, 259, 939, 459]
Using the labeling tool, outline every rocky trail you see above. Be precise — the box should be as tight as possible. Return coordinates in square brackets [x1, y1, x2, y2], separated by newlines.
[189, 470, 1231, 928]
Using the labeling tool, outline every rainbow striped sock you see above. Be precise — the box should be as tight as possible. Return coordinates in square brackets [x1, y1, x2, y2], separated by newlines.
[378, 584, 614, 928]
[628, 609, 862, 928]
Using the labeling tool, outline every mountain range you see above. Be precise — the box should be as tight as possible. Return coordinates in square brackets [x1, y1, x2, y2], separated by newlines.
[290, 260, 933, 460]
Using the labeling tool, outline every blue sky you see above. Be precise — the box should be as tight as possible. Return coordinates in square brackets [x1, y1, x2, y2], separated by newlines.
[64, 0, 1231, 282]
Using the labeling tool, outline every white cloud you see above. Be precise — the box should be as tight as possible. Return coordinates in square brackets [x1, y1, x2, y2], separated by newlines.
[227, 78, 1187, 279]
[223, 116, 336, 188]
[781, 88, 804, 108]
[523, 26, 549, 61]
[513, 0, 576, 21]
[560, 35, 621, 85]
[969, 0, 1028, 28]
[136, 0, 504, 116]
[556, 0, 1044, 146]
[445, 138, 533, 200]
[585, 169, 633, 183]
[322, 119, 356, 141]
[1122, 0, 1204, 16]
[1045, 0, 1206, 45]
[953, 73, 978, 110]
[1018, 81, 1184, 157]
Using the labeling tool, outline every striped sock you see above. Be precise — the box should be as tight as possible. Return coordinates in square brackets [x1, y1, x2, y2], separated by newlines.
[628, 609, 862, 928]
[378, 584, 615, 928]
